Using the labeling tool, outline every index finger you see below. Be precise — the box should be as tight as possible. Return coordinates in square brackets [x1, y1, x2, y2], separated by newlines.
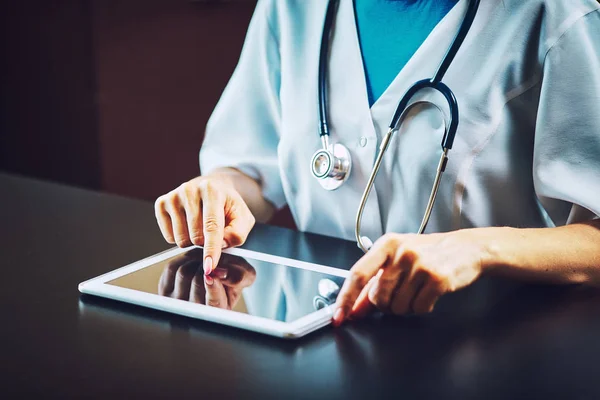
[158, 261, 178, 296]
[204, 276, 229, 309]
[199, 185, 226, 276]
[349, 273, 380, 319]
[333, 242, 390, 326]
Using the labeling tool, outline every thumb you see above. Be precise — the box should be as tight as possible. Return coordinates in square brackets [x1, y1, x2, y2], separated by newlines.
[222, 217, 254, 248]
[349, 277, 377, 319]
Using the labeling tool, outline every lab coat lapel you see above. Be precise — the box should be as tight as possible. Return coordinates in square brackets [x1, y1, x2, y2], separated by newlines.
[326, 0, 384, 241]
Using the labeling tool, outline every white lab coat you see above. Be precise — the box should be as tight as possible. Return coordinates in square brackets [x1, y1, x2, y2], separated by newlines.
[201, 0, 600, 242]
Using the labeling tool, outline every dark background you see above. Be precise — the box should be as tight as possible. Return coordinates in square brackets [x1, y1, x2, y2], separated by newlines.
[0, 0, 262, 201]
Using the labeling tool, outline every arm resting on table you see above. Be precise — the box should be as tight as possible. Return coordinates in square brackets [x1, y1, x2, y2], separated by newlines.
[483, 220, 600, 286]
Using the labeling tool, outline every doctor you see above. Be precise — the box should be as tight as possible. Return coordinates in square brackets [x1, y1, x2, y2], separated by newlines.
[154, 0, 600, 326]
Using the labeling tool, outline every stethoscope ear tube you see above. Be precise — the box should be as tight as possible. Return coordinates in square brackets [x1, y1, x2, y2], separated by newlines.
[433, 0, 481, 84]
[312, 0, 350, 191]
[317, 0, 340, 138]
[315, 0, 480, 250]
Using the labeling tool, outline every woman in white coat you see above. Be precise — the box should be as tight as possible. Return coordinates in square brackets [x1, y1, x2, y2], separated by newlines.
[154, 0, 600, 326]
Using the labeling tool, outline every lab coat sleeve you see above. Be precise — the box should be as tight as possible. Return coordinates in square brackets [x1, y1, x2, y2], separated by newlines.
[199, 0, 286, 209]
[533, 10, 600, 225]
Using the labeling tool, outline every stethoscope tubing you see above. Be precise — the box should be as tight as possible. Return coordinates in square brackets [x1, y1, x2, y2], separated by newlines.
[316, 0, 481, 252]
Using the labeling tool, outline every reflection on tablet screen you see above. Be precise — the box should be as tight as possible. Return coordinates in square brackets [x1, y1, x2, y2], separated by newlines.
[107, 248, 344, 323]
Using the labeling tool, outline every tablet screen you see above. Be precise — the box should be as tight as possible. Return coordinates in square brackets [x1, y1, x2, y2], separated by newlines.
[107, 248, 344, 323]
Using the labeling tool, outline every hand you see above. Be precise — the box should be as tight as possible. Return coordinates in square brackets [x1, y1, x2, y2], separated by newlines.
[158, 249, 257, 310]
[333, 230, 491, 325]
[154, 174, 256, 275]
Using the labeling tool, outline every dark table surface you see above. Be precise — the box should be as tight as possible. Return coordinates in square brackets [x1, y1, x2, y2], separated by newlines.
[2, 172, 600, 399]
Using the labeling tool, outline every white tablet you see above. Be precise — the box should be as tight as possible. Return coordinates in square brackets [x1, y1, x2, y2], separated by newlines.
[78, 246, 349, 339]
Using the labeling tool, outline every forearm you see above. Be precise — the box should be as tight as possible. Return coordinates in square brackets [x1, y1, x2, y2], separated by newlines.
[205, 167, 276, 223]
[475, 220, 600, 286]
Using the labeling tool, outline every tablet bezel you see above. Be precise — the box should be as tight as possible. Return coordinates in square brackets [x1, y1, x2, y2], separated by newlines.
[78, 246, 349, 339]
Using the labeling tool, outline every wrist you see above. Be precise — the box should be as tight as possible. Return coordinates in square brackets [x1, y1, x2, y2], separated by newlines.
[462, 226, 522, 275]
[203, 168, 238, 187]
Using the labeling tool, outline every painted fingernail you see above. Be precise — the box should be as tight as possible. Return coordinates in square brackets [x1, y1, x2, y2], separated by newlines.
[203, 256, 213, 275]
[205, 275, 214, 286]
[221, 240, 229, 249]
[333, 308, 345, 327]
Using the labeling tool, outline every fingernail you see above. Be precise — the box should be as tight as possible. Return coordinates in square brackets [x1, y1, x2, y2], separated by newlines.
[333, 308, 345, 327]
[221, 239, 229, 249]
[205, 275, 214, 286]
[203, 256, 213, 275]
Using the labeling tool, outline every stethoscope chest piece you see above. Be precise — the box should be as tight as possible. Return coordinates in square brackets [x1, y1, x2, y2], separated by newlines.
[311, 142, 352, 191]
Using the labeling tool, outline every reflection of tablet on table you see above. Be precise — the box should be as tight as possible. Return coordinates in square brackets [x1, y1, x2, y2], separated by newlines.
[79, 247, 348, 339]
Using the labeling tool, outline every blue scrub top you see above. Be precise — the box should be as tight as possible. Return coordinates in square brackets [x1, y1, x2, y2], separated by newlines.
[354, 0, 459, 106]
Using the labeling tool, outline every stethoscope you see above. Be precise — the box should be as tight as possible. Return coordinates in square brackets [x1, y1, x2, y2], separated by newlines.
[310, 0, 481, 252]
[313, 278, 342, 310]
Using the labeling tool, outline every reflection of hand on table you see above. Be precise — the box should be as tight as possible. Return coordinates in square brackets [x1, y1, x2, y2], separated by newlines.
[158, 248, 256, 310]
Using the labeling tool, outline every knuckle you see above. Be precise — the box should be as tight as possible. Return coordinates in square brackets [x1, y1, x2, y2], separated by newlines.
[160, 194, 180, 212]
[154, 196, 167, 212]
[426, 273, 447, 294]
[176, 186, 190, 203]
[174, 236, 191, 247]
[378, 271, 398, 286]
[436, 282, 448, 296]
[206, 298, 223, 308]
[349, 271, 370, 288]
[379, 233, 394, 245]
[379, 233, 400, 250]
[189, 233, 204, 246]
[164, 237, 175, 244]
[204, 216, 221, 233]
[182, 181, 197, 195]
[198, 179, 218, 197]
[428, 272, 445, 287]
[182, 193, 199, 210]
[189, 236, 204, 246]
[398, 247, 419, 265]
[178, 180, 193, 192]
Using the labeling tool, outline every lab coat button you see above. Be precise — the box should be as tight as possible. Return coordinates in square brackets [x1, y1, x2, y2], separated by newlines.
[359, 136, 367, 147]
